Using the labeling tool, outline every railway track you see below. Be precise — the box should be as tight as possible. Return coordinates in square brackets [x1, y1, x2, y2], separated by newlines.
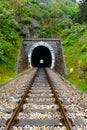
[2, 68, 73, 130]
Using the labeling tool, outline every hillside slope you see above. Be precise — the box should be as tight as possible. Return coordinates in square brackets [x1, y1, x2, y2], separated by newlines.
[0, 0, 87, 92]
[62, 25, 87, 92]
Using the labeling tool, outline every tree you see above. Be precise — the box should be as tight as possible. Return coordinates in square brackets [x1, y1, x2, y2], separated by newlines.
[76, 0, 87, 23]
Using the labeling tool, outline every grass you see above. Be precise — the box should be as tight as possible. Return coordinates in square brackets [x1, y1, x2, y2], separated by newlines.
[63, 28, 87, 93]
[0, 65, 18, 86]
[69, 78, 87, 93]
[0, 37, 21, 87]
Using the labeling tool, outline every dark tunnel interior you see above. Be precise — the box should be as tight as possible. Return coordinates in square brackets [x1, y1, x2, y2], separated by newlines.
[31, 46, 52, 67]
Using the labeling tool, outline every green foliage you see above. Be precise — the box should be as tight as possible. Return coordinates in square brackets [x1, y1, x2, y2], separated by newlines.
[62, 23, 85, 45]
[0, 41, 11, 63]
[0, 63, 18, 86]
[75, 0, 87, 23]
[29, 0, 39, 4]
[81, 44, 87, 53]
[63, 24, 87, 92]
[39, 25, 58, 38]
[0, 0, 87, 92]
[65, 0, 78, 19]
[57, 18, 72, 29]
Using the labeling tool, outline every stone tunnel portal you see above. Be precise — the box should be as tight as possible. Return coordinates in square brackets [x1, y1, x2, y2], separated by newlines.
[17, 39, 66, 77]
[31, 46, 52, 67]
[28, 42, 55, 69]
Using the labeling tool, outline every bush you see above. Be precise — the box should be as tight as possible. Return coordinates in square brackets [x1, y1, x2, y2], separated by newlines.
[63, 23, 85, 45]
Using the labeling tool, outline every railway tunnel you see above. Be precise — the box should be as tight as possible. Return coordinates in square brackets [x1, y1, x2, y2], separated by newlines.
[28, 42, 55, 69]
[31, 46, 52, 68]
[17, 39, 66, 77]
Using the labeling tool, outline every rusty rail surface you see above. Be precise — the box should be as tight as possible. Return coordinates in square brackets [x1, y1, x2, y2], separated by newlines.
[4, 68, 38, 130]
[4, 68, 73, 130]
[45, 68, 73, 130]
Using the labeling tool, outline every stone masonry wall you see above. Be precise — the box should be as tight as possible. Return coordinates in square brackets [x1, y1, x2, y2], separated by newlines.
[17, 39, 66, 77]
[16, 42, 28, 73]
[54, 40, 66, 77]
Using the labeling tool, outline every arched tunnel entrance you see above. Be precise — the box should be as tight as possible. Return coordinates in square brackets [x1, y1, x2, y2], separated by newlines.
[17, 40, 66, 77]
[28, 42, 55, 69]
[31, 46, 52, 67]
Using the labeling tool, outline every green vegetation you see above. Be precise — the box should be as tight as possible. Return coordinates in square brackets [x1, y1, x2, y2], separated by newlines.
[76, 0, 87, 23]
[63, 26, 87, 92]
[0, 0, 87, 93]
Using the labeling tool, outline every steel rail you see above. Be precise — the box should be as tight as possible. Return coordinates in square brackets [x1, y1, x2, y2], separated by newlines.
[45, 68, 73, 130]
[4, 68, 38, 130]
